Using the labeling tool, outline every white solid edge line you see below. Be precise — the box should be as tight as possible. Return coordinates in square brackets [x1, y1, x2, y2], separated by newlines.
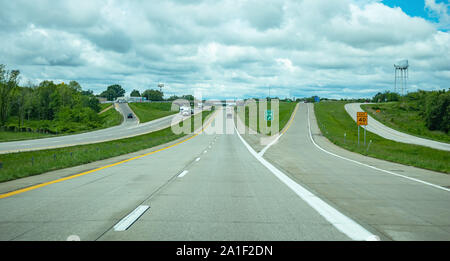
[233, 124, 376, 241]
[306, 105, 450, 193]
[114, 205, 150, 231]
[258, 133, 283, 156]
[178, 170, 189, 177]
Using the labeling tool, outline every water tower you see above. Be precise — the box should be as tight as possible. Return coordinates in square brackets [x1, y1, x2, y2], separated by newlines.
[394, 60, 408, 95]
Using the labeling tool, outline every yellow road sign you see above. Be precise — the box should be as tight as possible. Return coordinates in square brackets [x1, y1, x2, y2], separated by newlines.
[357, 112, 368, 126]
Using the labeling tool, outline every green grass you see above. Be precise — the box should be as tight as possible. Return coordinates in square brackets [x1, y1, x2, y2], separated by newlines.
[99, 103, 113, 111]
[0, 110, 213, 183]
[129, 102, 177, 123]
[238, 101, 297, 135]
[315, 101, 450, 174]
[361, 102, 450, 143]
[99, 105, 123, 128]
[0, 131, 54, 142]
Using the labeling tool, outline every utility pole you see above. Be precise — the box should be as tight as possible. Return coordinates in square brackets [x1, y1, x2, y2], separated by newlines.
[158, 83, 164, 93]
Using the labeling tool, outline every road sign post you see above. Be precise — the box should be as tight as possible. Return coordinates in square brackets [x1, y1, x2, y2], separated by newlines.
[358, 125, 360, 146]
[364, 126, 366, 146]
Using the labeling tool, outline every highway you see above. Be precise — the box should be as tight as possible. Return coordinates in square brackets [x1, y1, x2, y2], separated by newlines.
[0, 103, 185, 154]
[0, 104, 449, 240]
[345, 103, 450, 151]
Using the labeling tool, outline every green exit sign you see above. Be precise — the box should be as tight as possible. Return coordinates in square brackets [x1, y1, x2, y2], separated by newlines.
[265, 110, 273, 121]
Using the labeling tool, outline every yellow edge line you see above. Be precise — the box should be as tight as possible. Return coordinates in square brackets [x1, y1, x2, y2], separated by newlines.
[0, 111, 217, 199]
[280, 103, 299, 135]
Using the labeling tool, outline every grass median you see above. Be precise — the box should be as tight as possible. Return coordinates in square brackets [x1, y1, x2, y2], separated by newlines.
[314, 101, 449, 174]
[128, 102, 177, 123]
[239, 101, 297, 134]
[0, 110, 213, 183]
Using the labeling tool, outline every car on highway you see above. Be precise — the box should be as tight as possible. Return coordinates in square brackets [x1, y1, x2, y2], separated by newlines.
[180, 106, 191, 116]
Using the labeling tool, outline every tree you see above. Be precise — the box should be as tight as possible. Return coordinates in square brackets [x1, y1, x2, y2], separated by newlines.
[372, 91, 400, 103]
[37, 81, 58, 120]
[81, 89, 94, 96]
[142, 89, 163, 101]
[167, 95, 180, 101]
[81, 95, 101, 113]
[0, 65, 20, 126]
[15, 86, 32, 128]
[99, 84, 125, 101]
[68, 81, 82, 93]
[181, 94, 194, 101]
[424, 90, 449, 133]
[130, 89, 141, 97]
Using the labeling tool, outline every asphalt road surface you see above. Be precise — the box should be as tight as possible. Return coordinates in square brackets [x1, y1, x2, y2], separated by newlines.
[0, 103, 191, 154]
[0, 104, 448, 240]
[345, 103, 450, 151]
[264, 103, 450, 240]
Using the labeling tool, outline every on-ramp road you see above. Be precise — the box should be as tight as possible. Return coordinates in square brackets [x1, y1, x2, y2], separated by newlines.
[0, 104, 448, 240]
[0, 103, 187, 154]
[264, 103, 450, 240]
[345, 103, 450, 151]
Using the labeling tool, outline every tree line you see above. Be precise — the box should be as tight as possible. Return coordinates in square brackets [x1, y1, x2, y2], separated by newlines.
[1, 64, 198, 134]
[0, 64, 103, 133]
[99, 85, 194, 102]
[372, 89, 449, 133]
[129, 88, 194, 102]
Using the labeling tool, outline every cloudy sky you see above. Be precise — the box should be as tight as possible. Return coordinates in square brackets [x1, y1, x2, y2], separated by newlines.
[0, 0, 449, 99]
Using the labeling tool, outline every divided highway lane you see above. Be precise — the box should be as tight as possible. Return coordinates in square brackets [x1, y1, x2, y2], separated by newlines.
[1, 107, 356, 241]
[263, 103, 450, 240]
[99, 107, 352, 241]
[0, 103, 185, 154]
[0, 112, 216, 240]
[345, 103, 450, 151]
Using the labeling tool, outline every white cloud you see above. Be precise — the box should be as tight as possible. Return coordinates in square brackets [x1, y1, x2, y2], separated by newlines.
[0, 0, 448, 99]
[425, 0, 450, 30]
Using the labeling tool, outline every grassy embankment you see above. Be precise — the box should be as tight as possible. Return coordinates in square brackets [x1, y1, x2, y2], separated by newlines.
[0, 110, 213, 182]
[239, 101, 297, 135]
[314, 101, 449, 173]
[0, 103, 122, 142]
[128, 102, 177, 123]
[98, 103, 123, 128]
[361, 102, 450, 143]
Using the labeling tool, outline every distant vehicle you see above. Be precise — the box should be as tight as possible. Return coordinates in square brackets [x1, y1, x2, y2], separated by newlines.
[116, 98, 127, 103]
[226, 106, 232, 118]
[191, 109, 194, 115]
[127, 113, 133, 119]
[179, 106, 190, 116]
[198, 102, 203, 108]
